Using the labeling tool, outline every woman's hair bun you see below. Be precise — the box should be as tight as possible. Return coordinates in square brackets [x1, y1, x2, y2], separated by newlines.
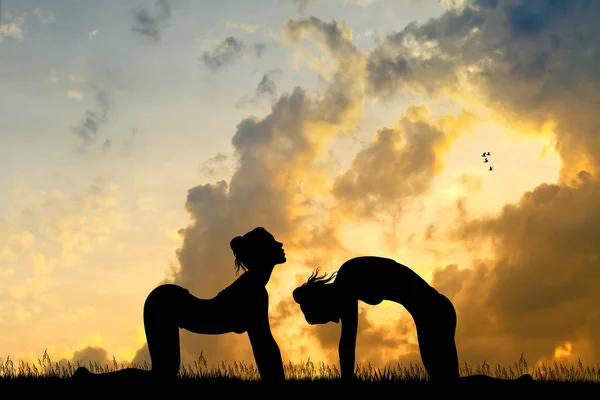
[230, 236, 245, 255]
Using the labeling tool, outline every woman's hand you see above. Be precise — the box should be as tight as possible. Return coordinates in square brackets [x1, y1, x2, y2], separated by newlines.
[247, 289, 285, 383]
[338, 299, 358, 381]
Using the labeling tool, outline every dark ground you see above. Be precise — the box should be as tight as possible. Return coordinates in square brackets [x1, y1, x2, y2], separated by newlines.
[0, 378, 598, 396]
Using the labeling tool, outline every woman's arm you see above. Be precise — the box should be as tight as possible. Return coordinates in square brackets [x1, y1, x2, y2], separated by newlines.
[338, 298, 358, 381]
[247, 289, 285, 383]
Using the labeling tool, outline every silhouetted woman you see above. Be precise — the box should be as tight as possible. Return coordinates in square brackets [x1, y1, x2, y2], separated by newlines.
[73, 227, 286, 382]
[293, 256, 533, 383]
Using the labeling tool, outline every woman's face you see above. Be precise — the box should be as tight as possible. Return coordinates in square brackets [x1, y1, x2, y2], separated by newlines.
[252, 229, 286, 265]
[300, 290, 340, 324]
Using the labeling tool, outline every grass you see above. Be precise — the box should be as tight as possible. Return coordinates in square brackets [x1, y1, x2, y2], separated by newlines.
[0, 351, 598, 394]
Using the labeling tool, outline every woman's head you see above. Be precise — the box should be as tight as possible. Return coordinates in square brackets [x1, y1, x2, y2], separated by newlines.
[230, 227, 286, 274]
[293, 269, 339, 325]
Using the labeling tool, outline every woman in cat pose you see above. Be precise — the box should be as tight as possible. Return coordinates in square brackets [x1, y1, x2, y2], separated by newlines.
[293, 256, 533, 384]
[73, 227, 286, 383]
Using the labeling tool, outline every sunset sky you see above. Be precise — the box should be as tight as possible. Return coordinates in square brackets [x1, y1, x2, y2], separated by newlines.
[1, 0, 598, 373]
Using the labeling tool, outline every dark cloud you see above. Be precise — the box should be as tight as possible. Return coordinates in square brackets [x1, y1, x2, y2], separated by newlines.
[366, 4, 484, 99]
[200, 37, 244, 71]
[342, 0, 600, 368]
[132, 0, 172, 42]
[256, 71, 279, 98]
[254, 43, 269, 57]
[235, 70, 282, 108]
[366, 0, 600, 182]
[72, 88, 113, 147]
[427, 175, 600, 365]
[200, 40, 272, 72]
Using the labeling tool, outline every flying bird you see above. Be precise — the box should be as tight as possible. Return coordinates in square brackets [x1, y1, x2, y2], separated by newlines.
[484, 158, 489, 163]
[489, 166, 493, 171]
[481, 152, 487, 157]
[487, 152, 491, 156]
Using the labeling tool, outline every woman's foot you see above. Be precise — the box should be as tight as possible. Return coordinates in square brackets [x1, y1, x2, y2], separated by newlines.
[515, 374, 534, 383]
[72, 366, 94, 380]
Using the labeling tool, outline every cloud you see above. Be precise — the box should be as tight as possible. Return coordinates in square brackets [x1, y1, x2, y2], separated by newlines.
[57, 346, 115, 370]
[200, 37, 245, 71]
[72, 346, 113, 367]
[101, 129, 139, 157]
[0, 178, 127, 345]
[427, 173, 600, 366]
[255, 71, 280, 98]
[72, 88, 113, 147]
[15, 177, 126, 268]
[133, 16, 365, 368]
[365, 8, 478, 99]
[200, 152, 229, 177]
[235, 70, 282, 108]
[356, 3, 600, 368]
[0, 220, 34, 262]
[254, 43, 269, 57]
[199, 37, 249, 72]
[132, 0, 172, 42]
[235, 0, 600, 371]
[199, 36, 273, 72]
[332, 106, 475, 223]
[68, 73, 135, 158]
[66, 90, 84, 101]
[0, 14, 25, 42]
[366, 0, 600, 182]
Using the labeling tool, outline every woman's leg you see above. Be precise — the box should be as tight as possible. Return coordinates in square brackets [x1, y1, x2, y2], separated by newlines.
[415, 294, 533, 384]
[415, 293, 460, 383]
[143, 284, 189, 378]
[416, 327, 460, 382]
[72, 284, 189, 381]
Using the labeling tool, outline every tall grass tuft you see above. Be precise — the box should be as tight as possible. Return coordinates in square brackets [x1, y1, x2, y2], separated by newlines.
[1, 350, 599, 383]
